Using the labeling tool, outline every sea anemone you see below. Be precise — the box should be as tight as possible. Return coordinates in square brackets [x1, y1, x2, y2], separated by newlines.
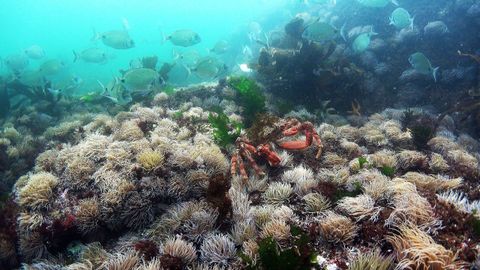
[396, 150, 428, 170]
[263, 182, 293, 205]
[428, 153, 450, 172]
[436, 190, 471, 213]
[200, 234, 236, 266]
[113, 120, 144, 141]
[281, 165, 315, 184]
[385, 192, 440, 232]
[362, 177, 391, 201]
[318, 211, 358, 244]
[339, 139, 363, 157]
[447, 149, 479, 176]
[260, 219, 290, 242]
[161, 237, 197, 265]
[34, 149, 59, 173]
[361, 126, 388, 147]
[401, 172, 462, 191]
[277, 150, 294, 167]
[336, 194, 381, 221]
[75, 197, 101, 235]
[427, 136, 459, 154]
[348, 249, 393, 270]
[18, 172, 58, 210]
[294, 176, 318, 197]
[229, 188, 251, 222]
[18, 231, 49, 261]
[231, 219, 257, 245]
[302, 192, 331, 213]
[101, 251, 140, 270]
[322, 152, 348, 168]
[153, 92, 169, 105]
[43, 120, 82, 141]
[137, 150, 164, 171]
[249, 205, 275, 227]
[64, 156, 96, 187]
[134, 258, 162, 270]
[386, 224, 465, 269]
[181, 208, 218, 243]
[242, 239, 259, 265]
[336, 125, 361, 142]
[79, 242, 109, 268]
[367, 150, 397, 169]
[120, 192, 155, 230]
[17, 212, 44, 232]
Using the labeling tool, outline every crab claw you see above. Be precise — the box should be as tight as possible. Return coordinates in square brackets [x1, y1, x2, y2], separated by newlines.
[257, 144, 281, 167]
[277, 140, 310, 151]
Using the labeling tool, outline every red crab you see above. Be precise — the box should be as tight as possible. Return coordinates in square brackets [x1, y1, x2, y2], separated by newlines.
[277, 119, 323, 159]
[231, 137, 281, 181]
[230, 119, 323, 180]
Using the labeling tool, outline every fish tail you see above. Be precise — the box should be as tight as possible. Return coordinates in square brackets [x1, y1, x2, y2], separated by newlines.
[159, 27, 167, 45]
[73, 50, 78, 63]
[172, 48, 180, 61]
[340, 23, 347, 42]
[432, 67, 440, 83]
[183, 64, 192, 78]
[122, 18, 130, 32]
[90, 27, 100, 41]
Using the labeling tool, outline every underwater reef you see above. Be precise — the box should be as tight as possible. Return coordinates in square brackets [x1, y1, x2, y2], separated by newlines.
[0, 80, 479, 269]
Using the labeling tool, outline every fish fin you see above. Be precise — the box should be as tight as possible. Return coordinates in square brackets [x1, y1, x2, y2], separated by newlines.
[432, 66, 439, 83]
[410, 16, 415, 29]
[264, 32, 270, 49]
[91, 27, 100, 42]
[183, 63, 192, 78]
[301, 17, 320, 36]
[159, 27, 166, 45]
[172, 49, 180, 61]
[122, 18, 130, 32]
[97, 80, 107, 94]
[73, 50, 78, 63]
[340, 23, 347, 41]
[391, 0, 399, 6]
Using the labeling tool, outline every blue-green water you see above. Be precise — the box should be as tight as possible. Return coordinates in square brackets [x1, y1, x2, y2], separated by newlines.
[0, 0, 289, 91]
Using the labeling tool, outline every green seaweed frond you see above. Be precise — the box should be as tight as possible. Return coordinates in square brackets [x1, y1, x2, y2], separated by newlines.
[161, 85, 176, 95]
[410, 125, 434, 150]
[380, 165, 396, 178]
[358, 156, 368, 169]
[470, 210, 480, 238]
[334, 181, 362, 202]
[240, 226, 317, 270]
[208, 108, 242, 148]
[227, 76, 266, 127]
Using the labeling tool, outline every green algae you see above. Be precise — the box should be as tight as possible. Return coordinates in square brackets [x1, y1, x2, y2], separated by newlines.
[227, 76, 266, 127]
[240, 226, 317, 270]
[208, 108, 242, 148]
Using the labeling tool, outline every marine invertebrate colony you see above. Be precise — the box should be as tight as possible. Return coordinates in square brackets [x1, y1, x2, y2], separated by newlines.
[6, 82, 480, 269]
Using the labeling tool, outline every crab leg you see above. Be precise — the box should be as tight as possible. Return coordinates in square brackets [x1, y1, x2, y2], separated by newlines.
[313, 133, 323, 159]
[237, 156, 249, 181]
[278, 140, 311, 150]
[257, 144, 281, 167]
[231, 152, 239, 177]
[243, 151, 265, 177]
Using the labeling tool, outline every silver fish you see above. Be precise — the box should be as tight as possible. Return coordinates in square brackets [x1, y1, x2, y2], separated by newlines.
[24, 45, 45, 60]
[73, 48, 108, 63]
[93, 30, 135, 49]
[166, 29, 201, 47]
